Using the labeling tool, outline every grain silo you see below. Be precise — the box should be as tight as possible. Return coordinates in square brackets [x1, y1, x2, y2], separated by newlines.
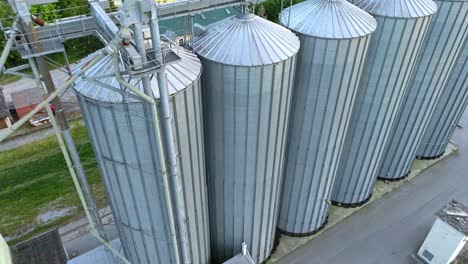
[417, 41, 468, 159]
[332, 0, 437, 206]
[193, 13, 299, 263]
[277, 0, 376, 235]
[74, 48, 210, 264]
[378, 0, 468, 180]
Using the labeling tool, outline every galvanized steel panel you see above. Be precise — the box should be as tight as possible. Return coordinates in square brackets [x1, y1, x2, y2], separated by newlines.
[193, 14, 300, 66]
[332, 12, 435, 205]
[194, 14, 299, 263]
[417, 40, 468, 158]
[378, 1, 468, 179]
[277, 0, 375, 234]
[75, 49, 201, 101]
[355, 0, 437, 18]
[279, 0, 377, 39]
[201, 59, 296, 264]
[74, 49, 210, 264]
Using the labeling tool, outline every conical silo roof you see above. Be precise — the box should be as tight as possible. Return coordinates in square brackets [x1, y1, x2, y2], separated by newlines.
[193, 13, 300, 66]
[279, 0, 377, 39]
[355, 0, 437, 18]
[74, 48, 201, 102]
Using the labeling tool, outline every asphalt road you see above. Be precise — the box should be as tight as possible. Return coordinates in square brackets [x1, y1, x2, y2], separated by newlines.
[279, 108, 468, 264]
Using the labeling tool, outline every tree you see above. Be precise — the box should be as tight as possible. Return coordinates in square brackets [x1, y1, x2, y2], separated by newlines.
[255, 0, 303, 23]
[257, 5, 266, 18]
[0, 1, 22, 69]
[0, 0, 103, 72]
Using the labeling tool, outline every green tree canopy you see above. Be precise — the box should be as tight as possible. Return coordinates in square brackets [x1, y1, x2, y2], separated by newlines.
[254, 0, 303, 23]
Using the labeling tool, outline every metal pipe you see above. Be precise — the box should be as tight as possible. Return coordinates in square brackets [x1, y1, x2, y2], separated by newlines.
[62, 50, 72, 75]
[89, 229, 131, 264]
[190, 14, 194, 47]
[0, 18, 18, 72]
[0, 51, 104, 141]
[28, 21, 106, 239]
[32, 52, 128, 263]
[150, 4, 191, 264]
[28, 55, 100, 228]
[0, 36, 14, 72]
[111, 48, 182, 264]
[132, 20, 153, 96]
[46, 100, 130, 264]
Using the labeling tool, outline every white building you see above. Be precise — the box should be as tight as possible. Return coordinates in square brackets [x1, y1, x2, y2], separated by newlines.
[418, 200, 468, 264]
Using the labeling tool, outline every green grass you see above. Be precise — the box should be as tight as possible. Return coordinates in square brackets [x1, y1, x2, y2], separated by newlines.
[0, 122, 107, 243]
[0, 74, 21, 85]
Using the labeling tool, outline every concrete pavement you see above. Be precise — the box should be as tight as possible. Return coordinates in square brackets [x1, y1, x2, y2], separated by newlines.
[60, 207, 119, 259]
[278, 108, 468, 264]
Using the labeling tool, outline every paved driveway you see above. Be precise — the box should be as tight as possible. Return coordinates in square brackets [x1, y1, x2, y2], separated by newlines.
[279, 108, 468, 264]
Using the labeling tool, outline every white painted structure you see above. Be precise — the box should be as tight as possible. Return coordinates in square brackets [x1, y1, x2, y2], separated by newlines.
[0, 234, 12, 264]
[418, 201, 468, 264]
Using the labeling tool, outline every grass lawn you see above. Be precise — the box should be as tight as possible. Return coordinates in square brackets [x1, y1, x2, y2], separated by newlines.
[0, 121, 107, 244]
[0, 74, 21, 85]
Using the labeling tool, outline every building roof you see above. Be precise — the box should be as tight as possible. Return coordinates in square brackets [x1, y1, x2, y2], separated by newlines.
[68, 239, 123, 264]
[280, 0, 377, 39]
[436, 200, 468, 236]
[159, 7, 241, 37]
[193, 13, 300, 66]
[223, 244, 255, 264]
[223, 253, 255, 264]
[11, 88, 42, 109]
[354, 0, 437, 18]
[74, 47, 201, 103]
[0, 88, 10, 118]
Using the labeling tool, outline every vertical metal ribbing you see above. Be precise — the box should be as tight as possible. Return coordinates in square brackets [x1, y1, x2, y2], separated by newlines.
[203, 57, 295, 264]
[332, 16, 433, 205]
[278, 35, 371, 234]
[379, 2, 468, 179]
[93, 101, 173, 263]
[77, 97, 132, 260]
[417, 41, 468, 158]
[171, 80, 211, 264]
[76, 78, 208, 263]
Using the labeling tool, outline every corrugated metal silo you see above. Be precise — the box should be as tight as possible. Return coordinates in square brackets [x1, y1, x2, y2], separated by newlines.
[378, 0, 468, 180]
[193, 14, 300, 263]
[417, 40, 468, 159]
[74, 49, 210, 264]
[332, 0, 437, 206]
[277, 0, 376, 235]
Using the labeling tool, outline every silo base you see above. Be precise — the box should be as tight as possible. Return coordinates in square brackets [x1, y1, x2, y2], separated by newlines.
[277, 216, 328, 237]
[377, 171, 410, 182]
[416, 151, 445, 160]
[331, 193, 373, 208]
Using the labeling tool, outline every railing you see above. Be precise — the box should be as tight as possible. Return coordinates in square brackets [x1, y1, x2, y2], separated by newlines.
[119, 43, 181, 76]
[156, 0, 255, 20]
[13, 30, 64, 58]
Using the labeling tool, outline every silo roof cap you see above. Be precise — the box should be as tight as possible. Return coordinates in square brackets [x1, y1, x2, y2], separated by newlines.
[354, 0, 437, 18]
[193, 14, 300, 66]
[73, 48, 201, 103]
[280, 0, 377, 39]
